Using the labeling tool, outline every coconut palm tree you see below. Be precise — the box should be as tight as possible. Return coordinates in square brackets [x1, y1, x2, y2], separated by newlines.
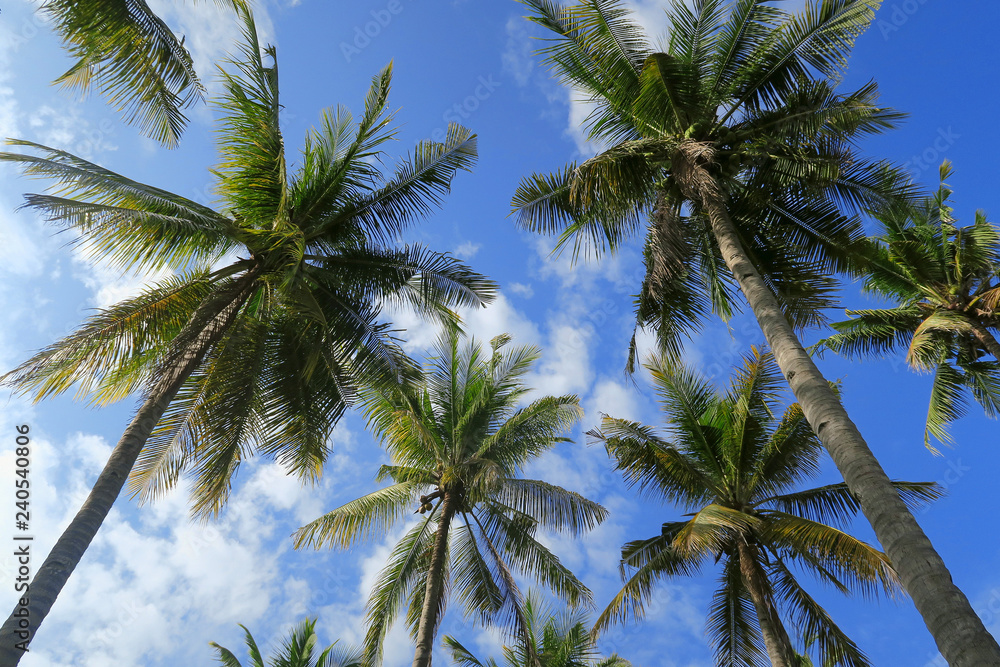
[590, 348, 942, 667]
[444, 591, 632, 667]
[0, 9, 495, 663]
[820, 162, 1000, 448]
[511, 1, 1000, 662]
[294, 329, 607, 667]
[40, 0, 246, 147]
[211, 618, 365, 667]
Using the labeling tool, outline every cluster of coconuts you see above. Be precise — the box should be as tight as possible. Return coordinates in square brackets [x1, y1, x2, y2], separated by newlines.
[676, 122, 744, 176]
[416, 491, 441, 514]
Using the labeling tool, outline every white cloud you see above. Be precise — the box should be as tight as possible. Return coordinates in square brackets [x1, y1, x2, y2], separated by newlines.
[70, 249, 174, 309]
[565, 92, 609, 158]
[0, 81, 18, 144]
[625, 0, 673, 44]
[0, 6, 29, 141]
[387, 292, 542, 356]
[529, 321, 593, 398]
[0, 204, 47, 279]
[502, 16, 535, 87]
[453, 241, 481, 259]
[0, 396, 376, 666]
[460, 293, 543, 349]
[146, 0, 278, 97]
[26, 104, 118, 159]
[585, 377, 646, 430]
[507, 282, 534, 298]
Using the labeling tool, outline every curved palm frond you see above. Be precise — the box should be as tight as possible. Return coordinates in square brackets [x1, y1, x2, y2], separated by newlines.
[299, 329, 600, 666]
[597, 350, 935, 662]
[0, 9, 497, 651]
[41, 0, 247, 147]
[211, 618, 365, 667]
[826, 165, 1000, 446]
[445, 588, 632, 666]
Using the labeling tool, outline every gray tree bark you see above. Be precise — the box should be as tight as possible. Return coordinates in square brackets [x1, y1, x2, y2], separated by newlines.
[412, 492, 455, 667]
[966, 316, 1000, 362]
[737, 540, 797, 667]
[0, 276, 254, 667]
[700, 190, 1000, 666]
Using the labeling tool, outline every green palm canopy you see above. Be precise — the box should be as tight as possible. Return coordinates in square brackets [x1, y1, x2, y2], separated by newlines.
[509, 1, 999, 661]
[211, 618, 365, 667]
[821, 162, 1000, 448]
[295, 329, 607, 667]
[445, 591, 632, 667]
[41, 0, 246, 147]
[0, 8, 495, 662]
[590, 348, 942, 667]
[513, 0, 907, 367]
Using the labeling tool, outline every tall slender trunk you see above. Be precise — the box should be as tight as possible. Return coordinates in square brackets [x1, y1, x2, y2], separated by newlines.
[0, 276, 254, 666]
[701, 190, 1000, 666]
[737, 540, 797, 667]
[965, 316, 1000, 361]
[412, 491, 455, 667]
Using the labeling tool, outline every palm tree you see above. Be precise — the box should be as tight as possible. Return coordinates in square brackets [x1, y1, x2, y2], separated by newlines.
[444, 591, 633, 667]
[40, 0, 245, 147]
[590, 348, 941, 667]
[294, 329, 608, 667]
[510, 1, 1000, 662]
[0, 9, 495, 663]
[211, 618, 365, 667]
[820, 162, 1000, 448]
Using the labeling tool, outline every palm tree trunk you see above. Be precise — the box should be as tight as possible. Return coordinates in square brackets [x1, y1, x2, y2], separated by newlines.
[736, 541, 796, 667]
[0, 277, 254, 666]
[699, 191, 1000, 666]
[965, 317, 1000, 361]
[412, 492, 455, 667]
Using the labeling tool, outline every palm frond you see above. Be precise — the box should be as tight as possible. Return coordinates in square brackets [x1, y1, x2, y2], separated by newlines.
[593, 417, 720, 506]
[1, 270, 219, 402]
[477, 503, 593, 609]
[706, 554, 767, 667]
[593, 533, 703, 634]
[924, 359, 969, 449]
[328, 123, 478, 246]
[212, 8, 289, 227]
[43, 0, 217, 147]
[0, 141, 235, 271]
[761, 512, 899, 600]
[293, 482, 425, 549]
[363, 516, 437, 665]
[495, 479, 607, 536]
[768, 556, 870, 667]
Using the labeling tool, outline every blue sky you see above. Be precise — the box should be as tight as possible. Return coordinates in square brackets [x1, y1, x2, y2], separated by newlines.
[1, 1, 999, 665]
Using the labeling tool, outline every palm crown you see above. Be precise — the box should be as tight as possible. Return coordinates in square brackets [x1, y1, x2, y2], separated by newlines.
[0, 10, 498, 660]
[821, 162, 1000, 447]
[504, 5, 1000, 662]
[444, 591, 632, 667]
[294, 329, 607, 666]
[41, 0, 247, 147]
[513, 0, 907, 365]
[590, 348, 941, 667]
[211, 618, 365, 667]
[1, 9, 496, 517]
